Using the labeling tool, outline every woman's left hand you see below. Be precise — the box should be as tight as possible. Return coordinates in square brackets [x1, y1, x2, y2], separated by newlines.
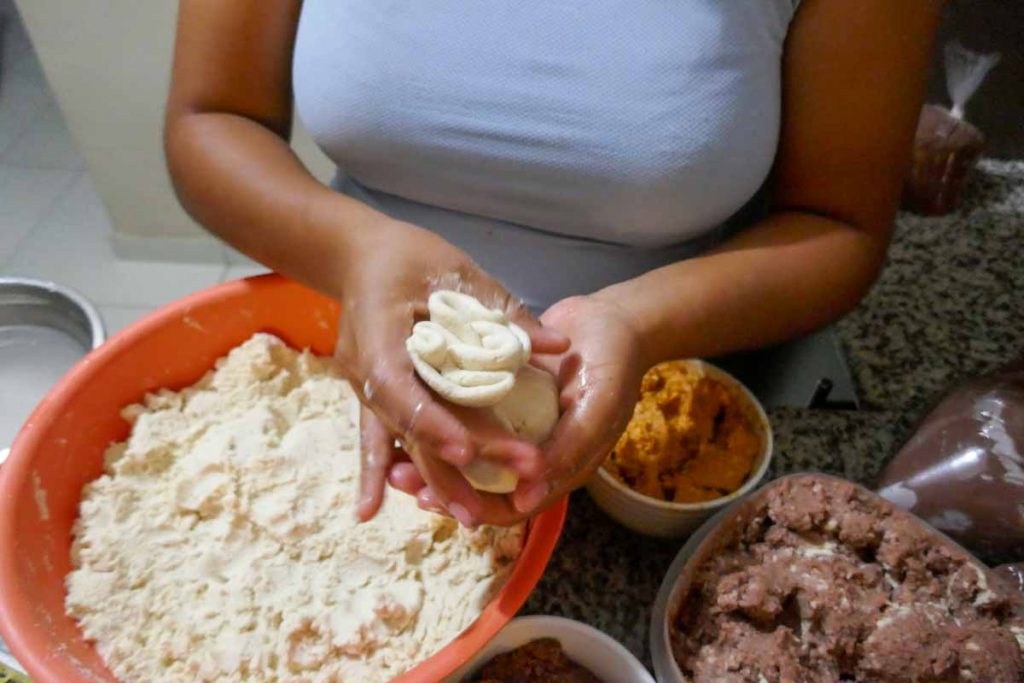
[509, 294, 647, 515]
[386, 293, 648, 523]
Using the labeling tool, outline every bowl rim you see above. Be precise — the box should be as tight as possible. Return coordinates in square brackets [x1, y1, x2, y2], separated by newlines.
[0, 276, 106, 350]
[649, 492, 739, 682]
[0, 274, 568, 683]
[449, 615, 655, 683]
[594, 359, 774, 512]
[0, 276, 106, 464]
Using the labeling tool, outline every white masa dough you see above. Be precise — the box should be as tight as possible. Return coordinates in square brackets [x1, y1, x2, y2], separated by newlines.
[405, 291, 559, 493]
[65, 334, 524, 683]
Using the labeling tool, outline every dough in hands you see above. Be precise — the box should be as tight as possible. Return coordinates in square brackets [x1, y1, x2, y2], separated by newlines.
[459, 460, 521, 496]
[406, 291, 560, 493]
[490, 365, 560, 444]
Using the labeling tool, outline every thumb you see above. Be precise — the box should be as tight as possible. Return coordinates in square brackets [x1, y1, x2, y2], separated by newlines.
[507, 309, 570, 355]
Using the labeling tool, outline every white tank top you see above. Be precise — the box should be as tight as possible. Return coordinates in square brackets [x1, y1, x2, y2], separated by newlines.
[294, 0, 798, 310]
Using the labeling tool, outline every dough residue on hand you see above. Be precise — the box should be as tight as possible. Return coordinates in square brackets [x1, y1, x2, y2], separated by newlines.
[65, 334, 524, 683]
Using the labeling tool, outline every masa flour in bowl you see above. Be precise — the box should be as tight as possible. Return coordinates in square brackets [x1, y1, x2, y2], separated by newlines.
[65, 334, 523, 683]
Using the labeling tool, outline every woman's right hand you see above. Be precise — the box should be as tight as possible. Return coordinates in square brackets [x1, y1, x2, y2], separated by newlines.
[165, 0, 570, 528]
[333, 215, 569, 527]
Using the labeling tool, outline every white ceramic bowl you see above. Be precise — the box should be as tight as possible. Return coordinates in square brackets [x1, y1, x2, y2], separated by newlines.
[445, 615, 655, 683]
[649, 500, 736, 682]
[586, 360, 773, 538]
[649, 473, 999, 682]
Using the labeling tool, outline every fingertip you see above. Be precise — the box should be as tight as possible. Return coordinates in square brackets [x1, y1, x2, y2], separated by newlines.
[388, 462, 426, 494]
[448, 503, 477, 529]
[417, 502, 444, 516]
[437, 474, 486, 520]
[479, 438, 543, 475]
[417, 487, 437, 506]
[503, 439, 541, 460]
[511, 447, 546, 479]
[559, 390, 575, 411]
[512, 481, 548, 514]
[405, 401, 475, 465]
[511, 456, 545, 479]
[416, 487, 447, 515]
[440, 442, 474, 467]
[355, 495, 381, 523]
[558, 352, 582, 384]
[514, 314, 567, 350]
[529, 327, 571, 355]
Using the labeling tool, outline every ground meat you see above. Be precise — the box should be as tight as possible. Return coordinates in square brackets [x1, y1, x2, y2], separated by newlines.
[670, 475, 1024, 682]
[469, 638, 603, 682]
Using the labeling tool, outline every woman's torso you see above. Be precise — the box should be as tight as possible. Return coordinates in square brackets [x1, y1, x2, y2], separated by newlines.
[294, 0, 796, 310]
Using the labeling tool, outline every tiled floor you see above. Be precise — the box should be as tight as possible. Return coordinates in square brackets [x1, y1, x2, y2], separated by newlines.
[0, 3, 267, 337]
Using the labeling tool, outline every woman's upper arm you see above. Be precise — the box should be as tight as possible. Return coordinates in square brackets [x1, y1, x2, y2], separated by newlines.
[772, 0, 944, 235]
[167, 0, 302, 138]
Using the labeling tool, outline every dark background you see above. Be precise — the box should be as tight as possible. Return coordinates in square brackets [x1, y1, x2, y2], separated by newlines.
[929, 0, 1024, 158]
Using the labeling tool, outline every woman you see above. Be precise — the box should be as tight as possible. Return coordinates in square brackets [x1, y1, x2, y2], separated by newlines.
[165, 1, 942, 527]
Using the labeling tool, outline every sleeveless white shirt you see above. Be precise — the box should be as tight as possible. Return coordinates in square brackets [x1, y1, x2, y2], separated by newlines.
[294, 0, 798, 310]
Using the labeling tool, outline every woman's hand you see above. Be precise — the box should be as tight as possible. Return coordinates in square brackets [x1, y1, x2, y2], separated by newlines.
[335, 216, 569, 526]
[510, 295, 648, 515]
[385, 293, 648, 522]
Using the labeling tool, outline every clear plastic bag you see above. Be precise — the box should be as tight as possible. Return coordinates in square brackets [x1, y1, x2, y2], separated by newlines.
[878, 357, 1024, 563]
[994, 563, 1024, 596]
[902, 42, 1001, 216]
[944, 41, 1001, 120]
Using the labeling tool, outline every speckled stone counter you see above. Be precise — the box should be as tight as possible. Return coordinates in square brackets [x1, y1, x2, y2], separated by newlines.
[523, 160, 1024, 665]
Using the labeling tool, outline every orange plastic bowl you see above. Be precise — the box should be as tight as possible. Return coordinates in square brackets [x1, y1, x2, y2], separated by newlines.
[0, 274, 567, 683]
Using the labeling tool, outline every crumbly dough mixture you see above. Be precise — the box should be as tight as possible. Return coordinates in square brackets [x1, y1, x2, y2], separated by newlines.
[66, 334, 524, 683]
[604, 361, 761, 503]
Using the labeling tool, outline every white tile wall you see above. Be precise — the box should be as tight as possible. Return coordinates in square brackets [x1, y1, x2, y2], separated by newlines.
[97, 304, 155, 336]
[2, 101, 85, 169]
[0, 69, 53, 156]
[223, 261, 271, 282]
[0, 3, 277, 334]
[0, 165, 77, 266]
[3, 174, 225, 307]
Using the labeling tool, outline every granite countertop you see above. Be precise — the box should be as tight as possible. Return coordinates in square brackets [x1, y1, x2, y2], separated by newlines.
[523, 159, 1024, 664]
[3, 164, 1020, 681]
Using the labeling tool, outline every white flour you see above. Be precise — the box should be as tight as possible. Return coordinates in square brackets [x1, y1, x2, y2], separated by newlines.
[65, 334, 523, 682]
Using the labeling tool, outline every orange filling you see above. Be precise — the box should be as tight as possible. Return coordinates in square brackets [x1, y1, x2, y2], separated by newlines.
[603, 361, 762, 503]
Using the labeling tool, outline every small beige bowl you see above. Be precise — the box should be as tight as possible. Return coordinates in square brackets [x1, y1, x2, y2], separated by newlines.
[586, 360, 773, 539]
[445, 616, 654, 683]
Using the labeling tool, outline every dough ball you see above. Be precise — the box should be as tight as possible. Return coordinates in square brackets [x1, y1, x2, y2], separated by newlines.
[461, 460, 522, 495]
[403, 290, 561, 495]
[462, 366, 560, 495]
[491, 365, 560, 444]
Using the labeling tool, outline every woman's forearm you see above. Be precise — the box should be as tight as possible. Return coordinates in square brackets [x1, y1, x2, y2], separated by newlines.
[165, 111, 387, 299]
[595, 211, 888, 366]
[602, 0, 942, 367]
